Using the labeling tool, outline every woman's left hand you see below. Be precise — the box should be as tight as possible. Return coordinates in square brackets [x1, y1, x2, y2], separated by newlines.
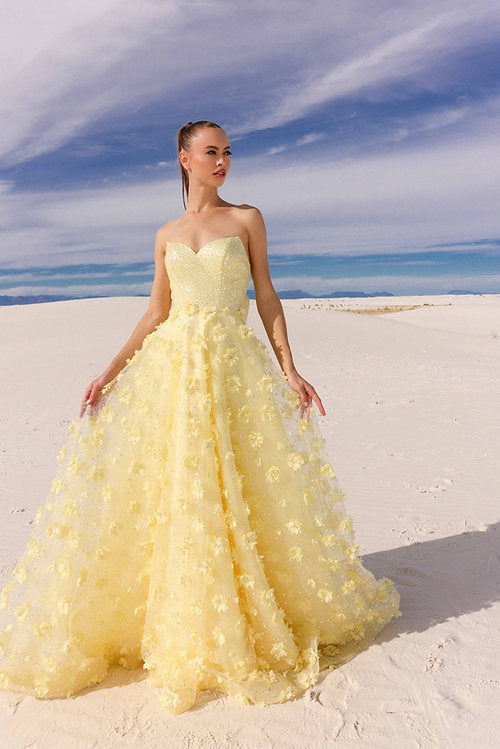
[284, 368, 326, 419]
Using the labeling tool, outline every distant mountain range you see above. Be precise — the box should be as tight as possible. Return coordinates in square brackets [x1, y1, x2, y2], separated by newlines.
[0, 289, 488, 306]
[446, 290, 483, 295]
[0, 293, 106, 306]
[247, 289, 395, 299]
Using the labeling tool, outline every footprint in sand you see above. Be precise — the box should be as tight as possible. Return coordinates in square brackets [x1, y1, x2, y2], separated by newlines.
[425, 638, 455, 673]
[404, 477, 454, 494]
[425, 654, 444, 672]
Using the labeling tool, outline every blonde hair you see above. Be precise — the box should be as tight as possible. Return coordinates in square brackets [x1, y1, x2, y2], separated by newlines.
[176, 120, 223, 209]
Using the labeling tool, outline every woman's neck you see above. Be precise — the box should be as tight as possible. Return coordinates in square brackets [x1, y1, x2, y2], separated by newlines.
[185, 183, 224, 213]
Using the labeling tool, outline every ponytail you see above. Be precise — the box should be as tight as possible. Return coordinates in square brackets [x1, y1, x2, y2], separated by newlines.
[176, 120, 223, 209]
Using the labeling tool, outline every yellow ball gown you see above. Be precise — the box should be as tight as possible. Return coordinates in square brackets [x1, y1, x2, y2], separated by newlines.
[0, 235, 401, 714]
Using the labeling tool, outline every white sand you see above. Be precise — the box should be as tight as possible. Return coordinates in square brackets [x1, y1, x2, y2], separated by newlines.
[0, 293, 498, 748]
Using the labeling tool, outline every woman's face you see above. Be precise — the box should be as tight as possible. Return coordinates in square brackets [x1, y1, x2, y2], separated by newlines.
[180, 127, 231, 186]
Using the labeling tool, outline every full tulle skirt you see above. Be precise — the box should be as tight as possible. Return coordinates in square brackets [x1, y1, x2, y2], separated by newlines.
[0, 303, 401, 713]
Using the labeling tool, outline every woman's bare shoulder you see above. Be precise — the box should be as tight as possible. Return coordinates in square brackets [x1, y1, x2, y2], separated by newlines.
[230, 203, 263, 227]
[156, 217, 182, 242]
[233, 202, 261, 213]
[235, 204, 264, 232]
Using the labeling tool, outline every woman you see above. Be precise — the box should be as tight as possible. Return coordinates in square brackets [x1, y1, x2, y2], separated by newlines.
[80, 121, 320, 423]
[0, 120, 401, 714]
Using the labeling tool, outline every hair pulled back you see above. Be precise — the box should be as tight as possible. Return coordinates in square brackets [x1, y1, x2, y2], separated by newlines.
[176, 120, 223, 209]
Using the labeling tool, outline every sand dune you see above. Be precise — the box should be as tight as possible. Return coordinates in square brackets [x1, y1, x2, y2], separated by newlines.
[1, 294, 499, 748]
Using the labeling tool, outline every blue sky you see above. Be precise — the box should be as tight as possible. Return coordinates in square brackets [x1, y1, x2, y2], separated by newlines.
[1, 0, 500, 298]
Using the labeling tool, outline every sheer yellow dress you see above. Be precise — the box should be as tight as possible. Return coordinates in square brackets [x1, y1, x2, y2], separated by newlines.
[0, 235, 401, 714]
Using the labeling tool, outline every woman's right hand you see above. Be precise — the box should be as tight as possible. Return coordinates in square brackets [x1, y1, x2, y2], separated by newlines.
[79, 374, 110, 418]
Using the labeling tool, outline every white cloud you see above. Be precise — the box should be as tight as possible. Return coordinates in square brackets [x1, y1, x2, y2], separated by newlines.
[295, 133, 326, 147]
[384, 94, 500, 145]
[236, 3, 500, 133]
[3, 273, 499, 299]
[225, 129, 500, 252]
[2, 0, 500, 166]
[266, 145, 287, 155]
[264, 133, 325, 155]
[0, 0, 499, 279]
[1, 128, 499, 270]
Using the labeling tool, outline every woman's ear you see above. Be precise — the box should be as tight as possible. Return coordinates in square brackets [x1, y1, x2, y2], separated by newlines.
[179, 150, 190, 171]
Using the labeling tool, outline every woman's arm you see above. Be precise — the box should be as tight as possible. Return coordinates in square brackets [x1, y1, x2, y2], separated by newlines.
[245, 208, 326, 417]
[79, 227, 172, 416]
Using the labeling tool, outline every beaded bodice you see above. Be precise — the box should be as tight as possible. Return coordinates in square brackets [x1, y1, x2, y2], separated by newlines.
[165, 235, 251, 322]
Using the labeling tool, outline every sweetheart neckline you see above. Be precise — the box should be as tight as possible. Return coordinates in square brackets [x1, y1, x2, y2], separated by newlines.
[165, 235, 250, 265]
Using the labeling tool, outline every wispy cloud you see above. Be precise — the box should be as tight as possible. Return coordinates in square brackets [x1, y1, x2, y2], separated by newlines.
[266, 145, 287, 156]
[1, 128, 499, 269]
[0, 0, 499, 297]
[295, 133, 326, 147]
[236, 3, 500, 133]
[2, 1, 499, 165]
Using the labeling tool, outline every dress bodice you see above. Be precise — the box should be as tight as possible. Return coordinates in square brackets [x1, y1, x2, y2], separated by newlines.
[165, 235, 251, 322]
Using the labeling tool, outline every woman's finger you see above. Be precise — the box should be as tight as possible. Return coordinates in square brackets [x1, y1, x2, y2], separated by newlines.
[302, 383, 326, 416]
[298, 386, 311, 420]
[79, 383, 94, 418]
[310, 389, 326, 416]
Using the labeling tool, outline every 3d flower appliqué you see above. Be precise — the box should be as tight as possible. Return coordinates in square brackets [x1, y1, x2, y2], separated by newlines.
[248, 431, 264, 449]
[260, 404, 275, 422]
[242, 531, 258, 550]
[128, 460, 145, 477]
[90, 465, 105, 481]
[287, 546, 304, 561]
[66, 453, 84, 475]
[223, 346, 239, 366]
[285, 519, 302, 535]
[317, 587, 334, 602]
[287, 453, 305, 471]
[320, 462, 336, 478]
[265, 465, 281, 483]
[211, 594, 229, 613]
[14, 604, 29, 621]
[50, 477, 64, 495]
[99, 405, 115, 423]
[239, 573, 256, 590]
[212, 323, 227, 343]
[225, 374, 241, 392]
[257, 374, 274, 392]
[184, 454, 199, 470]
[270, 641, 288, 659]
[238, 323, 253, 339]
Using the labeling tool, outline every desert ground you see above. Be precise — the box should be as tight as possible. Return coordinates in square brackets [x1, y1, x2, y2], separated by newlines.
[0, 293, 498, 748]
